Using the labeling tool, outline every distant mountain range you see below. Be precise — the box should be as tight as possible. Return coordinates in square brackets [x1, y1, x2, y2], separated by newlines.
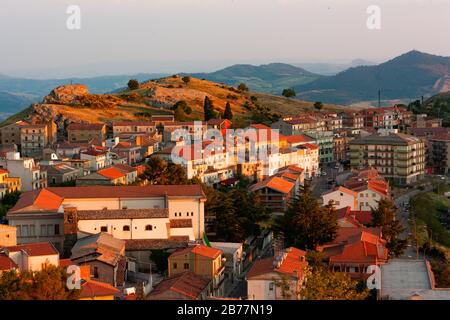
[293, 50, 450, 105]
[1, 50, 450, 117]
[294, 59, 377, 76]
[189, 63, 322, 95]
[0, 73, 167, 116]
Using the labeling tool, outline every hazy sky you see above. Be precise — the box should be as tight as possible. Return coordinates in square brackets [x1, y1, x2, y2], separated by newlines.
[1, 0, 449, 78]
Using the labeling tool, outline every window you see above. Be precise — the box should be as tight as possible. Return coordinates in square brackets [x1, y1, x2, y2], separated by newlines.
[100, 226, 108, 232]
[186, 212, 189, 217]
[175, 212, 177, 217]
[145, 225, 153, 231]
[93, 267, 99, 278]
[191, 212, 194, 216]
[173, 263, 178, 269]
[54, 224, 60, 235]
[184, 263, 189, 270]
[269, 283, 274, 291]
[123, 225, 130, 231]
[40, 225, 47, 236]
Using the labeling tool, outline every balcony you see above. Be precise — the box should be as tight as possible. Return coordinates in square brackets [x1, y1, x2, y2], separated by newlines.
[213, 265, 226, 288]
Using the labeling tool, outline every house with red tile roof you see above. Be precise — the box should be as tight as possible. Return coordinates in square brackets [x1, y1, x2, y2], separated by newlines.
[148, 271, 212, 300]
[80, 148, 110, 171]
[76, 166, 127, 186]
[1, 241, 59, 272]
[249, 176, 295, 213]
[168, 245, 226, 297]
[322, 168, 391, 211]
[246, 247, 308, 300]
[317, 223, 388, 279]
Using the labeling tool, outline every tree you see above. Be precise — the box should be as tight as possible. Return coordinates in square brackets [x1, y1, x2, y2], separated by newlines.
[127, 79, 140, 90]
[237, 83, 249, 92]
[300, 266, 370, 300]
[314, 101, 323, 111]
[203, 96, 218, 121]
[282, 88, 296, 98]
[0, 190, 21, 219]
[272, 184, 338, 250]
[174, 105, 187, 122]
[140, 156, 194, 185]
[206, 184, 270, 242]
[182, 76, 191, 85]
[370, 198, 407, 257]
[0, 265, 79, 300]
[223, 102, 233, 120]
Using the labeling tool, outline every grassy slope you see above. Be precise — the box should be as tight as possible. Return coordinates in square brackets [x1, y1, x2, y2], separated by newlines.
[1, 76, 351, 127]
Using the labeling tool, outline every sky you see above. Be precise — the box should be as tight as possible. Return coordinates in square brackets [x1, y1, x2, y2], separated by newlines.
[0, 0, 449, 78]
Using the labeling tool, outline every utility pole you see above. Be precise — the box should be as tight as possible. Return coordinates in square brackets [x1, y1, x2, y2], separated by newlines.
[378, 89, 381, 108]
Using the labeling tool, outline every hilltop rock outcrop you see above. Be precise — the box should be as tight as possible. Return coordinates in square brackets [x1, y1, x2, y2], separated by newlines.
[43, 84, 89, 105]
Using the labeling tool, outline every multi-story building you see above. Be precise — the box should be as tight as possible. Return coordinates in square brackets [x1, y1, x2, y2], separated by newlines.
[271, 116, 326, 136]
[20, 122, 57, 159]
[304, 131, 334, 165]
[67, 123, 106, 143]
[349, 133, 425, 185]
[111, 141, 142, 165]
[0, 152, 47, 191]
[80, 149, 110, 171]
[247, 247, 308, 300]
[0, 120, 29, 146]
[0, 168, 21, 198]
[112, 121, 157, 137]
[429, 133, 450, 175]
[168, 245, 226, 296]
[6, 185, 206, 252]
[341, 112, 364, 129]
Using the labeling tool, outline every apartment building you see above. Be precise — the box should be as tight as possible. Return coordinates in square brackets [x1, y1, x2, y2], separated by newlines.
[168, 245, 226, 296]
[6, 185, 206, 252]
[0, 152, 47, 191]
[67, 123, 106, 143]
[42, 163, 83, 186]
[341, 112, 364, 129]
[0, 120, 29, 145]
[304, 131, 334, 164]
[80, 149, 110, 171]
[20, 122, 57, 159]
[429, 133, 450, 175]
[349, 133, 425, 185]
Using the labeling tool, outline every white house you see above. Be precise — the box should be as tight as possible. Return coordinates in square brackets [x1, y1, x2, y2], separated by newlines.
[0, 152, 47, 191]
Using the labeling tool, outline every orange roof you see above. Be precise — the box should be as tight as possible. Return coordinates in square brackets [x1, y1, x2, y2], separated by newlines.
[9, 188, 64, 213]
[170, 245, 222, 260]
[149, 271, 210, 300]
[250, 176, 295, 195]
[79, 279, 120, 299]
[247, 247, 307, 279]
[8, 185, 206, 214]
[0, 168, 9, 174]
[303, 143, 319, 150]
[6, 242, 58, 257]
[97, 167, 126, 180]
[283, 134, 313, 144]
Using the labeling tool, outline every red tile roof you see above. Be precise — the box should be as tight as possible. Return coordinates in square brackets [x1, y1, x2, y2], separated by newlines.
[432, 132, 450, 141]
[250, 176, 295, 195]
[6, 242, 58, 257]
[0, 253, 18, 270]
[149, 271, 210, 300]
[97, 167, 126, 180]
[9, 185, 206, 214]
[79, 279, 120, 299]
[283, 134, 313, 144]
[170, 245, 222, 260]
[169, 219, 193, 228]
[247, 247, 307, 279]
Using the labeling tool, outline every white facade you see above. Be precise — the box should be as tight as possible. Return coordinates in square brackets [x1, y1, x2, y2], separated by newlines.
[322, 188, 357, 209]
[0, 152, 47, 191]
